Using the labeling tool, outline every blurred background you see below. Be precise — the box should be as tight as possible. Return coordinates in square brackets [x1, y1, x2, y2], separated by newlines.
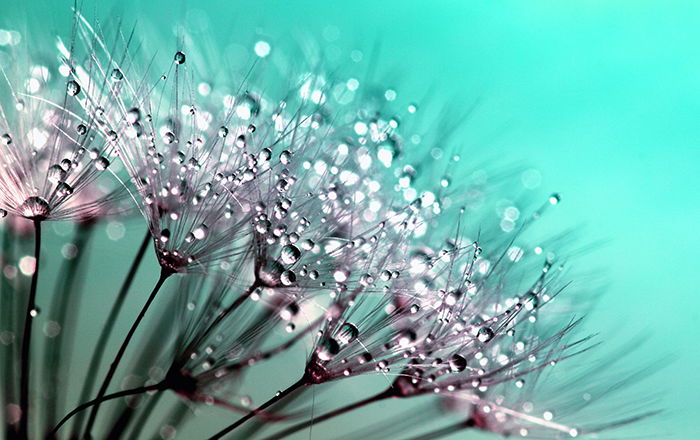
[2, 0, 698, 438]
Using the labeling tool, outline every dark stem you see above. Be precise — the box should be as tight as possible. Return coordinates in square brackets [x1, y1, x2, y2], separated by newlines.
[207, 377, 307, 440]
[402, 421, 470, 440]
[43, 223, 94, 434]
[18, 220, 41, 439]
[70, 230, 150, 437]
[263, 387, 393, 440]
[48, 382, 164, 437]
[82, 266, 172, 438]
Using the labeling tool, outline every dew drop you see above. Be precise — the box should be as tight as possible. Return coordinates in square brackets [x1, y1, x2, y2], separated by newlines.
[76, 124, 87, 135]
[477, 326, 494, 343]
[1, 133, 11, 145]
[163, 132, 175, 145]
[336, 323, 359, 345]
[280, 244, 301, 265]
[549, 193, 561, 205]
[48, 165, 66, 183]
[523, 292, 539, 311]
[127, 108, 141, 124]
[218, 126, 229, 138]
[66, 80, 80, 96]
[160, 229, 171, 243]
[449, 354, 467, 372]
[174, 51, 186, 64]
[279, 302, 299, 321]
[192, 224, 208, 240]
[19, 197, 50, 220]
[359, 273, 374, 286]
[111, 68, 124, 81]
[279, 150, 291, 165]
[317, 338, 340, 361]
[280, 269, 296, 286]
[396, 329, 417, 348]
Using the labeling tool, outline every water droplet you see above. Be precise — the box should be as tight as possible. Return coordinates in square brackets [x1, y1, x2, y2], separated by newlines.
[396, 329, 416, 348]
[111, 68, 124, 81]
[336, 323, 358, 345]
[449, 354, 467, 372]
[76, 124, 87, 135]
[279, 303, 299, 321]
[163, 132, 175, 145]
[280, 245, 301, 265]
[280, 269, 296, 286]
[192, 224, 208, 240]
[549, 193, 561, 205]
[523, 292, 539, 311]
[66, 80, 80, 96]
[359, 273, 374, 286]
[94, 157, 110, 170]
[160, 229, 171, 243]
[127, 108, 141, 124]
[174, 51, 186, 64]
[2, 133, 12, 145]
[279, 150, 291, 165]
[317, 338, 340, 361]
[48, 165, 66, 183]
[0, 209, 6, 218]
[218, 126, 229, 138]
[477, 326, 494, 343]
[56, 182, 73, 197]
[19, 197, 50, 219]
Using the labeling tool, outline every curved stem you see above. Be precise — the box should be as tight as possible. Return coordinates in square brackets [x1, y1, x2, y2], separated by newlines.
[82, 267, 172, 438]
[263, 388, 393, 440]
[48, 382, 164, 437]
[207, 377, 307, 440]
[18, 220, 41, 439]
[70, 230, 150, 437]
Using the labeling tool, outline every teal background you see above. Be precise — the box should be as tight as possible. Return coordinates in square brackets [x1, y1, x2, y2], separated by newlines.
[2, 0, 699, 438]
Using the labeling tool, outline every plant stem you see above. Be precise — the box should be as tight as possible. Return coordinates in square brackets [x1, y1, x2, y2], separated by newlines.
[70, 230, 150, 437]
[48, 382, 164, 437]
[82, 266, 172, 438]
[18, 220, 41, 439]
[263, 388, 394, 440]
[207, 377, 307, 440]
[43, 223, 94, 434]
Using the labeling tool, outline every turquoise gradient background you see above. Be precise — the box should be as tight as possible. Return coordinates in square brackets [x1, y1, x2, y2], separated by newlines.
[2, 1, 699, 439]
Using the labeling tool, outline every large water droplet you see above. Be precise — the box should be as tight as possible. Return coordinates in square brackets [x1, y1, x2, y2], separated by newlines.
[19, 197, 50, 219]
[477, 326, 494, 343]
[317, 338, 340, 361]
[280, 245, 301, 265]
[280, 270, 296, 286]
[336, 323, 359, 345]
[449, 354, 467, 372]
